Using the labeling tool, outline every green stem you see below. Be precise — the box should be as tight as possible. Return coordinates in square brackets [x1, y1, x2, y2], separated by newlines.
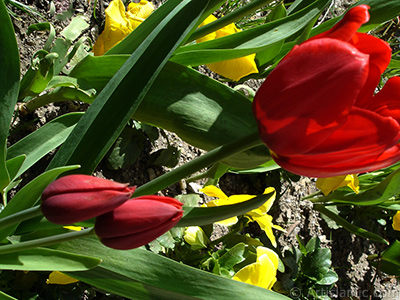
[133, 132, 264, 196]
[0, 228, 95, 255]
[187, 0, 273, 42]
[0, 206, 42, 230]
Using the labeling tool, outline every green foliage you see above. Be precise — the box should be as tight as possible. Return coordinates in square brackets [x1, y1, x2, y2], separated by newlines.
[279, 237, 338, 300]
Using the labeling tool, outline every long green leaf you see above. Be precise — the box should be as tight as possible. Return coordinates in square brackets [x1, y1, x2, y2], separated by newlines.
[178, 191, 275, 226]
[314, 204, 388, 244]
[70, 57, 270, 168]
[48, 0, 209, 174]
[0, 165, 80, 242]
[7, 113, 83, 178]
[0, 247, 100, 271]
[0, 0, 20, 190]
[58, 236, 289, 300]
[170, 0, 330, 66]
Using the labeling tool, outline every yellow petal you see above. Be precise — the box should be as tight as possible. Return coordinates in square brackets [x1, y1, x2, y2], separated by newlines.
[196, 15, 258, 81]
[247, 187, 276, 217]
[93, 0, 130, 56]
[63, 226, 82, 231]
[233, 247, 278, 290]
[255, 214, 277, 247]
[316, 174, 359, 196]
[206, 54, 258, 82]
[393, 211, 400, 231]
[256, 246, 279, 269]
[46, 271, 79, 285]
[200, 185, 228, 199]
[93, 0, 153, 56]
[126, 0, 154, 29]
[196, 15, 218, 43]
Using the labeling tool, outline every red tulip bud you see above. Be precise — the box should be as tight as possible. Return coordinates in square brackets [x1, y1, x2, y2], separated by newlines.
[95, 195, 183, 250]
[41, 175, 135, 225]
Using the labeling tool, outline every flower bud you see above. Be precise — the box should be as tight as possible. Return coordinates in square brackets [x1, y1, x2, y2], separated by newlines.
[41, 175, 135, 225]
[95, 195, 183, 250]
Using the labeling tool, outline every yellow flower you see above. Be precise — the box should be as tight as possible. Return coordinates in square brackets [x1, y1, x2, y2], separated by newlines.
[196, 15, 258, 81]
[201, 186, 284, 247]
[93, 0, 154, 56]
[184, 226, 209, 250]
[316, 174, 359, 196]
[233, 246, 278, 290]
[63, 226, 82, 231]
[393, 211, 400, 231]
[46, 271, 79, 285]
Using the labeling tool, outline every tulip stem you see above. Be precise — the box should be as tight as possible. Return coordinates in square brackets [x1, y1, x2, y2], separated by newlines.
[133, 132, 265, 196]
[0, 228, 96, 255]
[0, 206, 43, 230]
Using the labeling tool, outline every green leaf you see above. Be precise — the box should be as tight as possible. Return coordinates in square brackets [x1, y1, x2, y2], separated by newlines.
[302, 248, 331, 281]
[5, 155, 25, 183]
[170, 0, 331, 66]
[48, 0, 210, 175]
[218, 243, 246, 270]
[7, 113, 83, 178]
[70, 57, 270, 169]
[316, 269, 338, 285]
[370, 240, 400, 276]
[0, 165, 80, 242]
[0, 247, 100, 271]
[19, 50, 58, 99]
[105, 126, 145, 170]
[0, 290, 17, 300]
[0, 0, 20, 191]
[58, 236, 290, 300]
[358, 0, 400, 32]
[27, 22, 56, 52]
[177, 191, 275, 226]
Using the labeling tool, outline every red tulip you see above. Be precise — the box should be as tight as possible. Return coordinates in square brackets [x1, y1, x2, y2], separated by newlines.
[41, 175, 135, 224]
[95, 195, 183, 250]
[253, 5, 400, 177]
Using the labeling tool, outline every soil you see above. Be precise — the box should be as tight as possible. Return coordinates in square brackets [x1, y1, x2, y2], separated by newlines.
[6, 0, 400, 299]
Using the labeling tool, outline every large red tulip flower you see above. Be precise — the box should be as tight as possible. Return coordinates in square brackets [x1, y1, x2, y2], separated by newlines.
[253, 5, 400, 177]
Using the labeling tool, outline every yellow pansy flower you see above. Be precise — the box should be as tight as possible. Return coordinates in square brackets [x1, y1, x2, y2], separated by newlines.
[196, 15, 258, 81]
[233, 246, 279, 290]
[93, 0, 154, 56]
[46, 271, 79, 285]
[184, 226, 209, 250]
[63, 225, 82, 231]
[316, 174, 359, 196]
[201, 186, 284, 247]
[393, 211, 400, 231]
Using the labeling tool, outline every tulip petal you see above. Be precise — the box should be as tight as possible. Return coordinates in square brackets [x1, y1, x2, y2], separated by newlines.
[310, 5, 370, 42]
[99, 214, 182, 250]
[253, 38, 369, 156]
[272, 143, 400, 178]
[42, 190, 134, 224]
[306, 107, 400, 156]
[352, 33, 392, 107]
[42, 175, 132, 198]
[364, 77, 400, 123]
[95, 198, 183, 238]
